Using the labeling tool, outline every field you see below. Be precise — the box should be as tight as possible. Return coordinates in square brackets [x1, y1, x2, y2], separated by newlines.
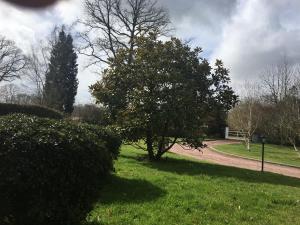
[214, 143, 300, 168]
[86, 145, 300, 225]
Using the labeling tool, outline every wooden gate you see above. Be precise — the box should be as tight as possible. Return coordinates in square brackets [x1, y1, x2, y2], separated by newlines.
[225, 127, 246, 140]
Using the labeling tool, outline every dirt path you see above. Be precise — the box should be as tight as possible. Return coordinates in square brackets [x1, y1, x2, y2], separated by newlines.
[170, 140, 300, 179]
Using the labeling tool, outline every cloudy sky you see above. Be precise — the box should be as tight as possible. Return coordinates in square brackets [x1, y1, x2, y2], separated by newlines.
[1, 0, 300, 102]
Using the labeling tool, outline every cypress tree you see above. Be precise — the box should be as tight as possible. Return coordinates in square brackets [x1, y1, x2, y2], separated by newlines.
[44, 28, 78, 114]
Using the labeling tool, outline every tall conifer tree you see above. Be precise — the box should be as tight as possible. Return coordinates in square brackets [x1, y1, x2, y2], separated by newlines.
[44, 28, 78, 114]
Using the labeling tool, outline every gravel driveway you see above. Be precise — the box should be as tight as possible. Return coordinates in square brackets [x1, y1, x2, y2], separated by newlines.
[170, 140, 300, 179]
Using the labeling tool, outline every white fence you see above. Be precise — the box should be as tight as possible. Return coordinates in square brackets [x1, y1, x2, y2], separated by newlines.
[225, 127, 247, 140]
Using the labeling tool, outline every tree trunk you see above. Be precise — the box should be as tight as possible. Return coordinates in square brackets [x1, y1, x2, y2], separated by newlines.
[279, 125, 284, 145]
[288, 137, 299, 152]
[155, 142, 167, 161]
[291, 141, 300, 158]
[146, 130, 155, 161]
[155, 137, 178, 161]
[293, 143, 299, 152]
[155, 151, 163, 161]
[246, 106, 252, 151]
[245, 137, 251, 151]
[156, 137, 165, 159]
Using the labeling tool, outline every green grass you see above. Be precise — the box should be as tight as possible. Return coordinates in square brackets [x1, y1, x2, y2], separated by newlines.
[214, 143, 300, 167]
[86, 145, 300, 225]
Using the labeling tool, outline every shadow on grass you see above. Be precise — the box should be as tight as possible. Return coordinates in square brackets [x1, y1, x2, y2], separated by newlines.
[83, 222, 100, 225]
[122, 153, 300, 188]
[98, 175, 166, 204]
[82, 167, 166, 225]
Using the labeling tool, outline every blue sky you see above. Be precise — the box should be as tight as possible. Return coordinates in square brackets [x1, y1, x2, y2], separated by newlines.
[1, 0, 300, 103]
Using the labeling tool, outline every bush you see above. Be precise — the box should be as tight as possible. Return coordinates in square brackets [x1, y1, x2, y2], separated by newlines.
[0, 114, 121, 225]
[0, 103, 63, 119]
[83, 124, 122, 159]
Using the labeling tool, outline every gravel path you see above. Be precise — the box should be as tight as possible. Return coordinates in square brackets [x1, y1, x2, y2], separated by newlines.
[170, 140, 300, 179]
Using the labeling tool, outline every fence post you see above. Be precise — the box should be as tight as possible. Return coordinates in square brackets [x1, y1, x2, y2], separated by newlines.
[225, 127, 229, 139]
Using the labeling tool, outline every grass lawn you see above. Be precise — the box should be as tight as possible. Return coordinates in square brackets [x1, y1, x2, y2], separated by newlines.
[86, 145, 300, 225]
[214, 143, 300, 168]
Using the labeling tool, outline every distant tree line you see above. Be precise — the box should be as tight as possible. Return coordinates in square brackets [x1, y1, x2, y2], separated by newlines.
[72, 104, 110, 126]
[0, 27, 78, 114]
[228, 57, 300, 153]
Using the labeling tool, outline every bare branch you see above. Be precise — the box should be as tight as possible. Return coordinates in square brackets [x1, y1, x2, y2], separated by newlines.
[78, 0, 170, 66]
[260, 57, 296, 104]
[25, 41, 50, 104]
[0, 36, 27, 83]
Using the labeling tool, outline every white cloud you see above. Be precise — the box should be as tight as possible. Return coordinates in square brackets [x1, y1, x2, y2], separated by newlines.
[54, 0, 83, 24]
[211, 0, 300, 90]
[0, 2, 52, 49]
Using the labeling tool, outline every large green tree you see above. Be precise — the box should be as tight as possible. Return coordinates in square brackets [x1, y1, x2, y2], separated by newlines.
[44, 28, 78, 114]
[206, 60, 238, 137]
[91, 34, 237, 160]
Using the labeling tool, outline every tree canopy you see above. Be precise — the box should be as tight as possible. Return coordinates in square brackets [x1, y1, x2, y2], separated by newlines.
[91, 34, 237, 160]
[44, 28, 78, 114]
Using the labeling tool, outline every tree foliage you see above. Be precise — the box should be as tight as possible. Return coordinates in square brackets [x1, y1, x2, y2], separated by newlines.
[44, 28, 78, 114]
[206, 60, 238, 137]
[91, 35, 237, 160]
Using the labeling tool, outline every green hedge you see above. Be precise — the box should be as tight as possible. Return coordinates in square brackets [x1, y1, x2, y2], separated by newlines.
[0, 114, 121, 225]
[0, 103, 63, 119]
[83, 124, 121, 160]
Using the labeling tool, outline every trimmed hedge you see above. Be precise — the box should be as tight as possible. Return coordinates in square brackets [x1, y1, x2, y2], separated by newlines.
[83, 124, 121, 160]
[0, 103, 63, 119]
[0, 114, 121, 225]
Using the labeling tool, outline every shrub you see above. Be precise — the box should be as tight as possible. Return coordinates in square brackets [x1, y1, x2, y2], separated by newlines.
[83, 124, 122, 159]
[0, 103, 63, 119]
[0, 114, 120, 225]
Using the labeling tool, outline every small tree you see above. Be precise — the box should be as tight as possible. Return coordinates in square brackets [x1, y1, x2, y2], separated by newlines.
[44, 28, 78, 113]
[228, 100, 262, 150]
[228, 82, 262, 150]
[91, 35, 236, 160]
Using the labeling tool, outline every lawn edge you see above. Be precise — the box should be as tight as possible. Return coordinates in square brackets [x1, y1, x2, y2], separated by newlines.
[210, 145, 300, 169]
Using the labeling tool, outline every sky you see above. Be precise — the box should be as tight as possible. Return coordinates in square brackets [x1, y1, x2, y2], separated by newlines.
[1, 0, 300, 103]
